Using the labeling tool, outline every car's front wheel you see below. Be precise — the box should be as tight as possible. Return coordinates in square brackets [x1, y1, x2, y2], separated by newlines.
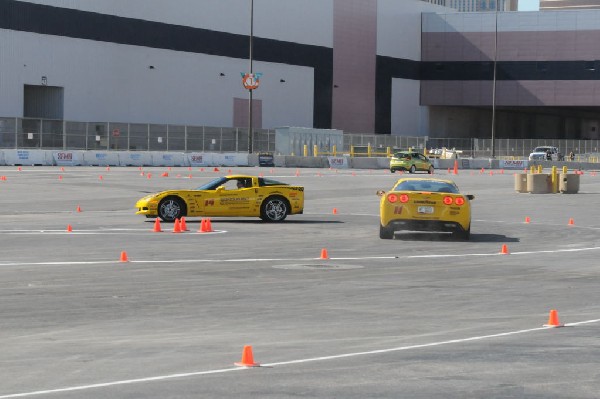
[409, 165, 416, 174]
[158, 197, 185, 222]
[428, 165, 434, 174]
[260, 196, 289, 222]
[379, 224, 394, 239]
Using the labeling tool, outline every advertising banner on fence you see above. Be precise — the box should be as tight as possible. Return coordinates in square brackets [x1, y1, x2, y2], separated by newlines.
[53, 151, 84, 166]
[327, 156, 349, 169]
[500, 160, 528, 169]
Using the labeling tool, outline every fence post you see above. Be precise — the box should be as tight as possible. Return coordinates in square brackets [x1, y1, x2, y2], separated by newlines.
[332, 145, 337, 156]
[367, 144, 372, 157]
[313, 144, 318, 157]
[303, 144, 308, 157]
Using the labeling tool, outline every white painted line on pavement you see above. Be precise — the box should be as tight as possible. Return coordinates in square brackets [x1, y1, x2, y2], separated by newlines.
[1, 320, 598, 398]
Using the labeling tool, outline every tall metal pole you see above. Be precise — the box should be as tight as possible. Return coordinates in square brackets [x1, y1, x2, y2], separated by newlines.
[248, 0, 254, 154]
[491, 0, 498, 158]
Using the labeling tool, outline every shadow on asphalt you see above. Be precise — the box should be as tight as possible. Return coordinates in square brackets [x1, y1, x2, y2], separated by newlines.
[145, 219, 343, 225]
[392, 232, 519, 242]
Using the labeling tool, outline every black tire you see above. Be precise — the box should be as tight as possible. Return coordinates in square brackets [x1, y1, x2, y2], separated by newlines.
[428, 165, 434, 174]
[453, 226, 471, 241]
[409, 165, 416, 174]
[260, 196, 289, 222]
[158, 197, 185, 222]
[390, 169, 396, 173]
[379, 224, 394, 239]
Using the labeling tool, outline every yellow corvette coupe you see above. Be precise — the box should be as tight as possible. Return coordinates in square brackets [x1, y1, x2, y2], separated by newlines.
[136, 175, 304, 222]
[378, 177, 474, 240]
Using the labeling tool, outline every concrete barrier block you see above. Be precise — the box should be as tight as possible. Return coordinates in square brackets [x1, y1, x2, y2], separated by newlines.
[52, 150, 85, 166]
[83, 151, 120, 166]
[152, 152, 187, 167]
[3, 149, 53, 165]
[119, 152, 153, 166]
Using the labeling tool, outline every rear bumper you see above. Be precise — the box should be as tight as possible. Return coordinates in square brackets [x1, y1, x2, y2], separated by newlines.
[384, 219, 468, 233]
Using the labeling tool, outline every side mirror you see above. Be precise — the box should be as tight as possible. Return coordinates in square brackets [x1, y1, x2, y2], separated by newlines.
[466, 194, 475, 200]
[376, 190, 386, 197]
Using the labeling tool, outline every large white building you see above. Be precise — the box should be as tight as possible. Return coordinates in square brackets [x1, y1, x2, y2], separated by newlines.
[1, 0, 600, 146]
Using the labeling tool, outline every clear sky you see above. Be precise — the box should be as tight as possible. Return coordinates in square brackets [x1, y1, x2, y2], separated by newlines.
[518, 0, 540, 11]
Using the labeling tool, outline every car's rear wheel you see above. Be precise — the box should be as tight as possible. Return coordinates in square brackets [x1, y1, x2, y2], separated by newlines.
[428, 165, 434, 174]
[390, 169, 396, 173]
[453, 226, 470, 241]
[260, 196, 289, 222]
[158, 197, 185, 222]
[409, 165, 416, 174]
[379, 224, 394, 239]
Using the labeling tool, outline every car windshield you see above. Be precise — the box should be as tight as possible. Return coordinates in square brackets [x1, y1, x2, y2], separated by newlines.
[533, 147, 551, 152]
[195, 177, 228, 190]
[393, 180, 459, 193]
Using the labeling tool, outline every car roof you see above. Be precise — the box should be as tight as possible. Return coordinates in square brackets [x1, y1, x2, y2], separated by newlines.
[394, 177, 456, 185]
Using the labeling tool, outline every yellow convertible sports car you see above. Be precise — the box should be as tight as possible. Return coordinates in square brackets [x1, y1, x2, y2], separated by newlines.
[136, 175, 304, 222]
[378, 177, 474, 240]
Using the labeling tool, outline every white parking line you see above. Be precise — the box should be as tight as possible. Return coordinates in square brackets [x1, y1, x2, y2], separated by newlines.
[0, 320, 598, 398]
[1, 244, 600, 267]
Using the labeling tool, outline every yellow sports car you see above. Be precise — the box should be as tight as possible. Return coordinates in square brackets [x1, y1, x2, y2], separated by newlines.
[136, 175, 304, 222]
[377, 177, 474, 240]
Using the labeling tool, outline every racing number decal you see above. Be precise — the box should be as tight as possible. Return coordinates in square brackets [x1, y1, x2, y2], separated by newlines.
[204, 199, 215, 206]
[394, 206, 403, 214]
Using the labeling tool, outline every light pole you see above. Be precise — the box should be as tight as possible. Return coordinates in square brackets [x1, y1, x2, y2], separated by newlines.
[248, 0, 254, 154]
[491, 0, 498, 158]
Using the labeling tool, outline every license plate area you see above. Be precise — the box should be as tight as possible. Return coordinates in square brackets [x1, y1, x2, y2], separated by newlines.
[417, 206, 434, 214]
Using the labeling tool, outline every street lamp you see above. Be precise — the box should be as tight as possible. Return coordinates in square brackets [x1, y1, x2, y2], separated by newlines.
[248, 0, 254, 154]
[491, 0, 498, 158]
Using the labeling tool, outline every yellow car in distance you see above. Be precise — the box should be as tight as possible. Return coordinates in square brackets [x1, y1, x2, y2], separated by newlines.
[378, 177, 474, 240]
[389, 151, 434, 174]
[136, 175, 304, 222]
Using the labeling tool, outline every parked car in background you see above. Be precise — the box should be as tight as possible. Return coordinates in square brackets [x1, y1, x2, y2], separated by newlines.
[528, 146, 563, 161]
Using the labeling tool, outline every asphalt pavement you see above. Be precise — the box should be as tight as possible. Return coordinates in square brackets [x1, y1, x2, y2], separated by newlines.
[0, 165, 599, 398]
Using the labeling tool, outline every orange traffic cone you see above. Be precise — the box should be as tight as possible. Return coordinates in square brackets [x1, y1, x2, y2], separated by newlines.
[453, 160, 458, 175]
[172, 218, 182, 233]
[524, 216, 531, 224]
[568, 218, 574, 226]
[500, 244, 509, 255]
[295, 169, 300, 177]
[332, 208, 338, 215]
[99, 175, 103, 181]
[180, 217, 189, 231]
[320, 248, 329, 259]
[120, 251, 129, 262]
[235, 345, 260, 367]
[153, 218, 162, 232]
[58, 175, 63, 180]
[66, 224, 73, 232]
[76, 205, 82, 213]
[161, 172, 169, 177]
[543, 309, 564, 327]
[203, 218, 213, 232]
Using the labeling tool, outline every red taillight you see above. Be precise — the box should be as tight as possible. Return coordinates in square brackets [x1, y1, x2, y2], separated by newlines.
[387, 194, 398, 203]
[399, 194, 409, 203]
[443, 196, 466, 206]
